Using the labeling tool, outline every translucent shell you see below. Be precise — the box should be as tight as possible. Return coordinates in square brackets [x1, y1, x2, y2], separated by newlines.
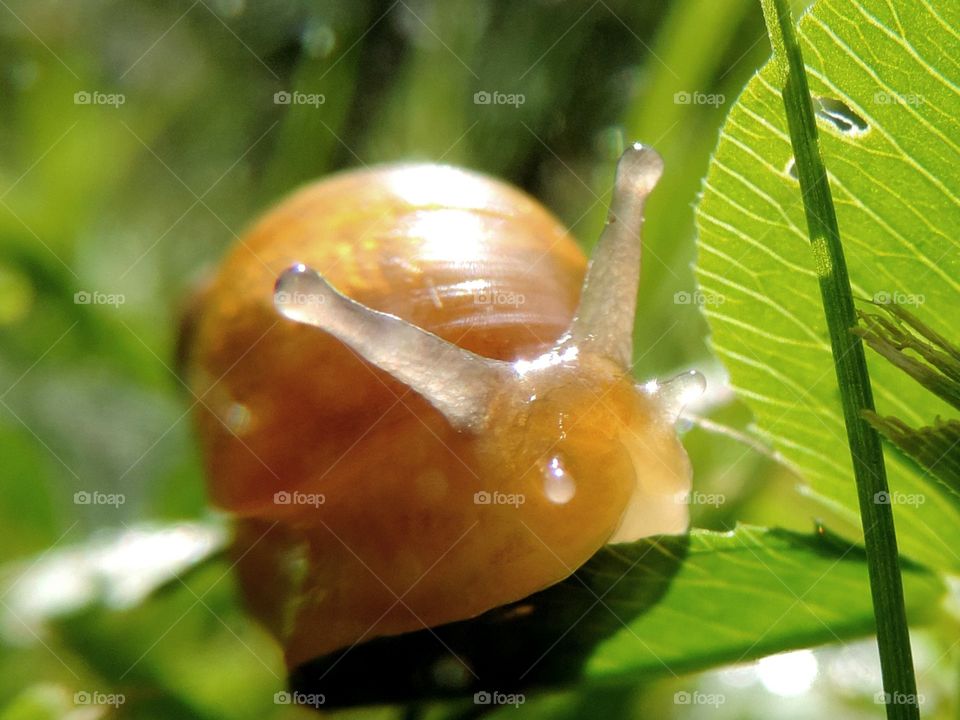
[184, 147, 698, 668]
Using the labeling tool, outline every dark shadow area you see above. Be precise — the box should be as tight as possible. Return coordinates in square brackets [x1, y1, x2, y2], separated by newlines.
[289, 533, 690, 708]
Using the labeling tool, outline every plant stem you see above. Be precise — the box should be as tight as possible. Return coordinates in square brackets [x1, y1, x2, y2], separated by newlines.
[758, 0, 919, 717]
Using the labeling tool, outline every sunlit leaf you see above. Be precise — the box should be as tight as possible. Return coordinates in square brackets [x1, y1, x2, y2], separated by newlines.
[694, 0, 960, 570]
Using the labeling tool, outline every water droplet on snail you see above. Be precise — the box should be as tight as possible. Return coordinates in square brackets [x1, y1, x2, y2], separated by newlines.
[542, 455, 576, 504]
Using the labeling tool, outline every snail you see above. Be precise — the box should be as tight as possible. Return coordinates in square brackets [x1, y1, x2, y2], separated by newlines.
[184, 143, 702, 669]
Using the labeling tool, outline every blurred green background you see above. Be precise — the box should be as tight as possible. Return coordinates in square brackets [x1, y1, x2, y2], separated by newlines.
[0, 0, 932, 718]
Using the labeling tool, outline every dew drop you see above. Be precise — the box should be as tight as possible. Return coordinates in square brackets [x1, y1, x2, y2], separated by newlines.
[814, 97, 868, 137]
[224, 402, 251, 434]
[643, 370, 706, 423]
[542, 455, 576, 504]
[301, 24, 336, 59]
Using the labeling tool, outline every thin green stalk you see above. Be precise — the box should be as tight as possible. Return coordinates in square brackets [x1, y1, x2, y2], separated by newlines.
[758, 1, 919, 718]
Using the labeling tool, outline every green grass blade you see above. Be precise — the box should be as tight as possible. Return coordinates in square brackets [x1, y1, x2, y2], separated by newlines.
[759, 0, 920, 716]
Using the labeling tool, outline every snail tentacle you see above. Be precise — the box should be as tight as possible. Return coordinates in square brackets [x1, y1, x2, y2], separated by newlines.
[564, 143, 664, 367]
[274, 263, 511, 431]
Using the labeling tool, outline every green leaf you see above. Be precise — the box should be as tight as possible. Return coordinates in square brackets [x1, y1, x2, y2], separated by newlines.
[288, 526, 942, 707]
[0, 522, 285, 720]
[694, 0, 960, 570]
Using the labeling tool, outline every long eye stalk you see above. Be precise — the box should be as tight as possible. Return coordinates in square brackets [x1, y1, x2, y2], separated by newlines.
[274, 265, 510, 431]
[564, 143, 664, 367]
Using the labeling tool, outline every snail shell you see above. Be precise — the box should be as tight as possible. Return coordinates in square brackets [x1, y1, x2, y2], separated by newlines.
[184, 145, 699, 667]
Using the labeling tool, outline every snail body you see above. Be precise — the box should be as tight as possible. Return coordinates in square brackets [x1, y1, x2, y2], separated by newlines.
[186, 145, 699, 668]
